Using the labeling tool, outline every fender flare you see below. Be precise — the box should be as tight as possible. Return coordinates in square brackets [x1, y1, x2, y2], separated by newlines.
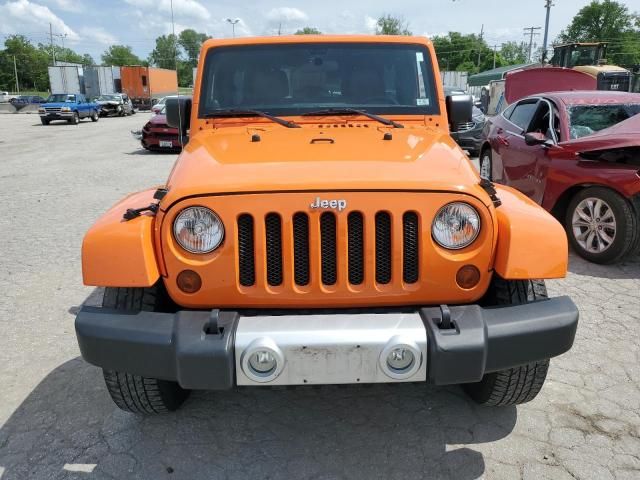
[82, 189, 160, 287]
[493, 185, 568, 279]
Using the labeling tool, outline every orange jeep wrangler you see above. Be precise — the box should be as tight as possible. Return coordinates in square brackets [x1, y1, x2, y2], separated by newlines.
[76, 36, 579, 414]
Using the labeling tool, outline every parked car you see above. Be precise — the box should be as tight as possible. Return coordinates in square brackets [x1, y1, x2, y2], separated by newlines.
[95, 93, 135, 117]
[151, 95, 170, 114]
[10, 95, 46, 107]
[76, 35, 578, 415]
[480, 90, 640, 264]
[0, 91, 14, 103]
[138, 104, 183, 151]
[38, 93, 100, 125]
[450, 106, 486, 156]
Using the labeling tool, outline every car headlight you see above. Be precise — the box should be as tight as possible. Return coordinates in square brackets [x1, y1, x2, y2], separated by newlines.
[173, 206, 224, 253]
[61, 106, 70, 112]
[432, 202, 481, 249]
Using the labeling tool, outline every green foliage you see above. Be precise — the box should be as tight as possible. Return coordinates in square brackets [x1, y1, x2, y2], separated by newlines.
[178, 29, 209, 66]
[375, 15, 412, 35]
[557, 0, 640, 66]
[295, 27, 322, 35]
[101, 45, 143, 66]
[148, 34, 179, 70]
[499, 41, 528, 65]
[0, 36, 49, 92]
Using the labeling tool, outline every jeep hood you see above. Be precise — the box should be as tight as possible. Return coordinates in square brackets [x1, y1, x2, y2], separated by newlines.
[559, 113, 640, 154]
[162, 125, 483, 207]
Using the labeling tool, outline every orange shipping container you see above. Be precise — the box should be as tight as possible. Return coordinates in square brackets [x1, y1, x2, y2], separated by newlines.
[120, 66, 178, 109]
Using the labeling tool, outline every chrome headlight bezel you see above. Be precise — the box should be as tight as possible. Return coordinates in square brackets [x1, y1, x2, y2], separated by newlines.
[432, 202, 481, 250]
[173, 206, 225, 254]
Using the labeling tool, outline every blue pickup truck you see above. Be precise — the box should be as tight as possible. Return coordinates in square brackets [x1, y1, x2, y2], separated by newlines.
[38, 93, 100, 125]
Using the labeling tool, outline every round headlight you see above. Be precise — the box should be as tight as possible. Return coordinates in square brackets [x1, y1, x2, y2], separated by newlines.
[173, 206, 224, 253]
[432, 202, 480, 250]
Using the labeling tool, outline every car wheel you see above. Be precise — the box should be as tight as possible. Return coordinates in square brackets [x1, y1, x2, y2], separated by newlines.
[70, 112, 79, 125]
[101, 284, 189, 414]
[91, 110, 99, 122]
[40, 118, 49, 126]
[479, 148, 492, 180]
[464, 277, 550, 406]
[565, 187, 638, 264]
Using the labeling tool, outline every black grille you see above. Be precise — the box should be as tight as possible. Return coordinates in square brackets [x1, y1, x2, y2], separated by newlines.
[293, 213, 310, 286]
[348, 212, 364, 285]
[375, 212, 392, 284]
[237, 214, 255, 286]
[320, 212, 337, 285]
[598, 72, 631, 92]
[403, 212, 419, 283]
[265, 213, 283, 286]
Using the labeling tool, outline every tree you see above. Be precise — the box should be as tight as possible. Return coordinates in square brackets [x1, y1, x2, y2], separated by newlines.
[178, 29, 209, 66]
[101, 45, 143, 66]
[149, 34, 179, 70]
[375, 15, 411, 35]
[499, 41, 528, 65]
[558, 0, 640, 66]
[432, 32, 495, 73]
[0, 36, 49, 92]
[295, 27, 322, 35]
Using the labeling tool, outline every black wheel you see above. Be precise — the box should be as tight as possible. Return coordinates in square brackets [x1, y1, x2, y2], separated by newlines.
[464, 277, 550, 406]
[479, 148, 492, 180]
[90, 110, 99, 122]
[565, 187, 638, 264]
[70, 112, 79, 125]
[40, 118, 49, 125]
[101, 283, 189, 414]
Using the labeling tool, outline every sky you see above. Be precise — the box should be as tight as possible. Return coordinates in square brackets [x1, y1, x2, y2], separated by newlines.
[1, 0, 640, 62]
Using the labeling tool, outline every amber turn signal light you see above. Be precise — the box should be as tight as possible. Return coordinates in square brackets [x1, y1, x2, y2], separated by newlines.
[177, 270, 202, 293]
[456, 265, 481, 289]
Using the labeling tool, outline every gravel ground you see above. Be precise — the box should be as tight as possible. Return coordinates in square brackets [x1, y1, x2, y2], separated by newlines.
[0, 113, 639, 480]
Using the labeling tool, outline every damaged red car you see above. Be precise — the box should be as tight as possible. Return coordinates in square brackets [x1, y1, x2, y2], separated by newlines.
[138, 105, 184, 152]
[480, 91, 640, 264]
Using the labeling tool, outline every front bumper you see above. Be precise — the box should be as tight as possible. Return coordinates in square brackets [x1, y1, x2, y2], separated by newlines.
[39, 112, 74, 119]
[75, 297, 578, 390]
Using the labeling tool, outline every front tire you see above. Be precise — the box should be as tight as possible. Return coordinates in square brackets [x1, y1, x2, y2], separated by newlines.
[565, 187, 638, 264]
[464, 277, 550, 406]
[91, 110, 99, 122]
[101, 284, 189, 414]
[40, 118, 49, 125]
[479, 148, 492, 180]
[70, 112, 79, 125]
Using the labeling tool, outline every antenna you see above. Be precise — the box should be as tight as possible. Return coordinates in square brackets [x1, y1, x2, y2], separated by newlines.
[169, 0, 184, 147]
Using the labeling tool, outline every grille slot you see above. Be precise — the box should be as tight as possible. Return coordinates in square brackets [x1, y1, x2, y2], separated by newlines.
[237, 214, 255, 286]
[265, 213, 283, 286]
[403, 212, 419, 283]
[292, 213, 310, 286]
[347, 212, 364, 285]
[320, 212, 337, 285]
[375, 212, 392, 284]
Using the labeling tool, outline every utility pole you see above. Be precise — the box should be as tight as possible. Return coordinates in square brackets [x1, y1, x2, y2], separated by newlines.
[492, 44, 498, 69]
[477, 24, 484, 69]
[49, 22, 56, 66]
[523, 26, 541, 62]
[542, 0, 554, 63]
[13, 55, 19, 93]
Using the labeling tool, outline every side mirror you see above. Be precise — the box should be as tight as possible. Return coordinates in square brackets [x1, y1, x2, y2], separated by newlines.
[524, 132, 548, 146]
[446, 94, 473, 131]
[166, 97, 192, 134]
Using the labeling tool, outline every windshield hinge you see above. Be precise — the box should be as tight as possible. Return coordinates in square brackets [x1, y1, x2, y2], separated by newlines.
[479, 178, 502, 208]
[153, 187, 169, 200]
[123, 203, 159, 221]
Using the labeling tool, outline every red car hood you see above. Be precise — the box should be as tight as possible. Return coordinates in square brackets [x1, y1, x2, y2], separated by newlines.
[559, 113, 640, 154]
[149, 114, 169, 126]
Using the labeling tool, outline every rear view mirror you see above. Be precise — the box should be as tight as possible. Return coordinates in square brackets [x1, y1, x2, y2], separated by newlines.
[166, 97, 192, 134]
[446, 94, 473, 131]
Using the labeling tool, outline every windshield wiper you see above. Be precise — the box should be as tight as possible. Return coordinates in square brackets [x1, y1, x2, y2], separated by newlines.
[204, 109, 301, 128]
[301, 108, 404, 128]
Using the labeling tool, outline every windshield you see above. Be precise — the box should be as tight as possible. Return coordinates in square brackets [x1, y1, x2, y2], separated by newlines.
[97, 95, 120, 101]
[199, 43, 439, 117]
[47, 94, 76, 103]
[568, 103, 640, 139]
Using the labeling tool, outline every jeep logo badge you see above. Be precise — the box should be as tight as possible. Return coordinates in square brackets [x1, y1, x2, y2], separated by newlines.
[310, 197, 347, 212]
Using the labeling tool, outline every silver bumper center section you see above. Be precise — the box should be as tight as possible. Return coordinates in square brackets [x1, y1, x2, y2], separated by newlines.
[234, 313, 427, 386]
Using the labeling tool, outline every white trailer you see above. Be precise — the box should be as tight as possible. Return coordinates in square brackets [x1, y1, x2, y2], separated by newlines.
[84, 66, 119, 99]
[48, 66, 84, 94]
